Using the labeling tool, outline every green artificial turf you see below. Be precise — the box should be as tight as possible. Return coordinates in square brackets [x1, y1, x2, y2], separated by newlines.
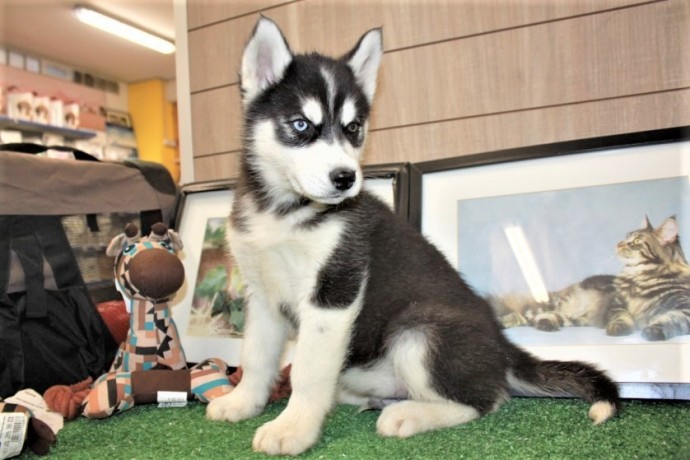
[18, 398, 689, 459]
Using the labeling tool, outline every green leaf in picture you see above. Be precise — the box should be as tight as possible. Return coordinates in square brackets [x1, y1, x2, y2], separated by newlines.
[229, 297, 245, 332]
[210, 290, 229, 317]
[194, 265, 228, 298]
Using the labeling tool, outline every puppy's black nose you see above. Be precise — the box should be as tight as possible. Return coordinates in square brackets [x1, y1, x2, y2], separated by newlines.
[330, 168, 356, 191]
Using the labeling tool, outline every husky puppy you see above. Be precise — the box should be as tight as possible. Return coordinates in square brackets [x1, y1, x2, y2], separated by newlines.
[207, 17, 620, 456]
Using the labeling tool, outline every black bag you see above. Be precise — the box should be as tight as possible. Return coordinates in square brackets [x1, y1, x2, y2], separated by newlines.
[0, 215, 118, 397]
[0, 145, 178, 397]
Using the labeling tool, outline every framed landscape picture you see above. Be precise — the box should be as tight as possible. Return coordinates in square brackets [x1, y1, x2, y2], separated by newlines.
[410, 127, 690, 399]
[171, 179, 242, 365]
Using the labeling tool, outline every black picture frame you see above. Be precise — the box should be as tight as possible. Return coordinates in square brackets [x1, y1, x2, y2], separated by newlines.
[363, 162, 411, 221]
[408, 126, 690, 399]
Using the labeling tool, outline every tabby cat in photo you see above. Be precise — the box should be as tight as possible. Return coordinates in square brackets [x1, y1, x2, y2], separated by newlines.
[489, 275, 617, 332]
[607, 216, 690, 341]
[535, 275, 618, 332]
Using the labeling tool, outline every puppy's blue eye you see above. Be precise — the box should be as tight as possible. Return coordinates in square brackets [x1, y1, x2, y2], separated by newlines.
[292, 119, 309, 132]
[346, 122, 361, 133]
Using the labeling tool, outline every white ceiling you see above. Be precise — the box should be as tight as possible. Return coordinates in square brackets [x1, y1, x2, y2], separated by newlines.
[0, 0, 177, 83]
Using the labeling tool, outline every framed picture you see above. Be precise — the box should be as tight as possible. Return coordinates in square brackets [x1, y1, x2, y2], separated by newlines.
[409, 126, 690, 399]
[362, 163, 411, 221]
[102, 108, 137, 160]
[171, 164, 410, 365]
[170, 179, 242, 365]
[102, 108, 132, 128]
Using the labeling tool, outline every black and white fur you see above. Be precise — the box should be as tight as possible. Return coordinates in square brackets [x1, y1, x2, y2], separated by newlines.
[207, 17, 620, 456]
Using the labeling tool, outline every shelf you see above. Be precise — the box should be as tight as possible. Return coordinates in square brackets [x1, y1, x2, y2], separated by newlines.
[0, 114, 98, 140]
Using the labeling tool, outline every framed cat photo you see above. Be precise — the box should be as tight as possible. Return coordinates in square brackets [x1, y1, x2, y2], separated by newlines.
[171, 165, 410, 366]
[410, 126, 690, 399]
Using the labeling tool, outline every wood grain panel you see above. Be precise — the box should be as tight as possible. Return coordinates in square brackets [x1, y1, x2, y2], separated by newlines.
[192, 89, 690, 181]
[187, 0, 295, 30]
[194, 152, 241, 182]
[191, 86, 242, 156]
[373, 0, 690, 130]
[188, 0, 646, 92]
[364, 88, 690, 165]
[187, 0, 688, 158]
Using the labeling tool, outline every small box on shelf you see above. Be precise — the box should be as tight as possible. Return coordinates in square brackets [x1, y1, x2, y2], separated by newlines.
[63, 102, 80, 129]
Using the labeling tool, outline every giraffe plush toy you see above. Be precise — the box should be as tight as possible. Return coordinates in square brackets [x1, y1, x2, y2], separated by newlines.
[81, 223, 232, 418]
[105, 222, 187, 373]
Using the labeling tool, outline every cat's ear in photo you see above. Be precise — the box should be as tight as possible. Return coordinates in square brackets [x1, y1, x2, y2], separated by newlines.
[655, 216, 679, 246]
[641, 215, 654, 231]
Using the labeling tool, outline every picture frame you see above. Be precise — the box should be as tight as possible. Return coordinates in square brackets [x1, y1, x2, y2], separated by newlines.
[170, 178, 241, 365]
[362, 162, 411, 221]
[102, 108, 132, 128]
[171, 164, 411, 365]
[409, 126, 690, 399]
[102, 108, 137, 160]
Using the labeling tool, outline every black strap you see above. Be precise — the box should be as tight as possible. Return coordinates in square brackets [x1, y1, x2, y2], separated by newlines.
[86, 214, 100, 232]
[0, 217, 24, 397]
[8, 218, 47, 318]
[4, 215, 85, 292]
[0, 217, 11, 297]
[33, 216, 86, 290]
[140, 209, 163, 236]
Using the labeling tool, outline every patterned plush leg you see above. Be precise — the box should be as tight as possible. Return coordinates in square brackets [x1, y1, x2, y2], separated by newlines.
[190, 358, 233, 403]
[82, 372, 135, 419]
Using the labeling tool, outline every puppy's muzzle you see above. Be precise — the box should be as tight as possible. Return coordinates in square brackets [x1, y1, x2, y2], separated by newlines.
[330, 168, 357, 191]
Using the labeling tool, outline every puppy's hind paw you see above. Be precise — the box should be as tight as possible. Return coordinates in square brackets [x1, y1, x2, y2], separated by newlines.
[206, 391, 264, 423]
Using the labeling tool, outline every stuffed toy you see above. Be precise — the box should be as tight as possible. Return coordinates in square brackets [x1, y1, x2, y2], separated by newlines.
[105, 222, 187, 373]
[82, 358, 232, 418]
[46, 363, 292, 420]
[1, 389, 63, 457]
[44, 223, 291, 420]
[78, 223, 231, 419]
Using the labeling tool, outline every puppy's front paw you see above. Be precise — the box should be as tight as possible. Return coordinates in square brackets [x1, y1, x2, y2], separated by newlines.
[206, 390, 264, 422]
[253, 414, 320, 456]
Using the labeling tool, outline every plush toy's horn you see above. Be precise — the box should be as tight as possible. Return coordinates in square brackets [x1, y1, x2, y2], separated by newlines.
[148, 223, 184, 252]
[105, 223, 142, 257]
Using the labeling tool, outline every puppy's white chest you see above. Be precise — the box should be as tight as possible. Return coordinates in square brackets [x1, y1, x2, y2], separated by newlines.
[229, 208, 343, 306]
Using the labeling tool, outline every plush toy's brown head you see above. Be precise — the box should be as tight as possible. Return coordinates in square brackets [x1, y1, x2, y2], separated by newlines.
[106, 223, 184, 302]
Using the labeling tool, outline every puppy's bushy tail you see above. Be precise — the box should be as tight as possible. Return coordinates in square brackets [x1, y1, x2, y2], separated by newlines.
[507, 346, 620, 424]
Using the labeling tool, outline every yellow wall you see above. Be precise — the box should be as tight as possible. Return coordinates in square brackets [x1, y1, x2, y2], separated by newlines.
[128, 79, 179, 182]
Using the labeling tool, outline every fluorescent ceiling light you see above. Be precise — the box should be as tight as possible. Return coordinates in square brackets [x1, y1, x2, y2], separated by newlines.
[74, 5, 175, 55]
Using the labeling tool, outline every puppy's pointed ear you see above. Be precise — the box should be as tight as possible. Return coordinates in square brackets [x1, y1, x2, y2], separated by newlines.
[344, 28, 383, 103]
[241, 17, 293, 106]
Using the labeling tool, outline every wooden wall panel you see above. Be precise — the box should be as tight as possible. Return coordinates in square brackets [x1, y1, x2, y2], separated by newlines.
[187, 0, 293, 30]
[364, 88, 690, 165]
[191, 86, 242, 156]
[194, 153, 240, 182]
[188, 0, 647, 93]
[183, 0, 688, 183]
[374, 0, 690, 130]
